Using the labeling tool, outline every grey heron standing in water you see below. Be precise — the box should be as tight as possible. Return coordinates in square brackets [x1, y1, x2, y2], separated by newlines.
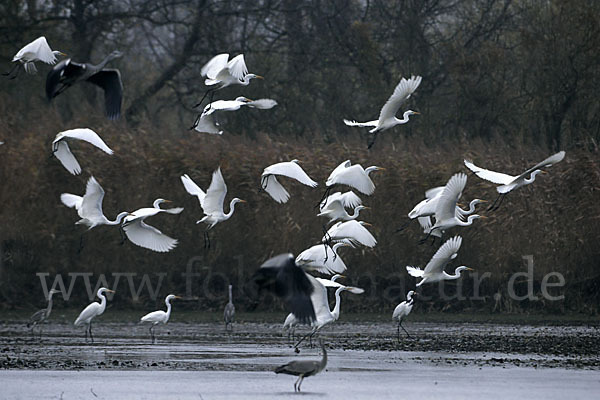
[275, 340, 327, 392]
[46, 50, 123, 119]
[27, 289, 60, 338]
[224, 285, 235, 331]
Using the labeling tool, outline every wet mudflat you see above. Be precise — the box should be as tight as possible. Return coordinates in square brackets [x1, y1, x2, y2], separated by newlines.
[0, 314, 599, 399]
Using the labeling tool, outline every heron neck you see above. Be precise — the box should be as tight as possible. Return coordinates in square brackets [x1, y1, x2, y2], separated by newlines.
[165, 300, 172, 319]
[98, 293, 107, 313]
[106, 211, 128, 225]
[46, 293, 54, 314]
[318, 345, 328, 372]
[348, 207, 362, 219]
[331, 288, 344, 320]
[228, 287, 233, 303]
[525, 170, 542, 184]
[457, 215, 478, 226]
[225, 200, 238, 219]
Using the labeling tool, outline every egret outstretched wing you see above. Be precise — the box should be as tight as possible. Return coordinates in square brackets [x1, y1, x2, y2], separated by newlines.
[263, 161, 317, 188]
[464, 160, 515, 185]
[201, 53, 230, 80]
[378, 75, 422, 123]
[180, 174, 206, 205]
[516, 151, 566, 179]
[80, 177, 106, 221]
[202, 168, 228, 215]
[54, 141, 82, 175]
[55, 128, 113, 155]
[435, 173, 467, 221]
[123, 220, 178, 253]
[224, 54, 248, 81]
[422, 236, 462, 275]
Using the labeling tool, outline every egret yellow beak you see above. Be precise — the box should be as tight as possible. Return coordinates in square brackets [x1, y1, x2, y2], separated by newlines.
[480, 200, 489, 203]
[255, 75, 264, 80]
[363, 222, 373, 227]
[480, 216, 488, 219]
[163, 200, 172, 203]
[466, 267, 474, 271]
[413, 111, 421, 115]
[174, 296, 183, 299]
[541, 171, 548, 174]
[106, 289, 116, 293]
[239, 199, 247, 203]
[377, 167, 386, 171]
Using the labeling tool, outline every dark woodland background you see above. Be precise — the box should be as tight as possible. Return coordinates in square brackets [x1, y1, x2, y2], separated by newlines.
[0, 0, 598, 314]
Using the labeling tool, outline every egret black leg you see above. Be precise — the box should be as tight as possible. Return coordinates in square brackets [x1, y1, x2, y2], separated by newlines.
[119, 226, 127, 245]
[395, 219, 410, 233]
[78, 234, 84, 253]
[89, 322, 94, 344]
[367, 132, 378, 149]
[204, 231, 211, 249]
[316, 187, 331, 209]
[84, 326, 88, 342]
[397, 322, 401, 343]
[430, 235, 436, 246]
[487, 193, 504, 211]
[493, 193, 506, 211]
[2, 63, 19, 78]
[400, 321, 411, 338]
[189, 113, 202, 130]
[260, 175, 269, 190]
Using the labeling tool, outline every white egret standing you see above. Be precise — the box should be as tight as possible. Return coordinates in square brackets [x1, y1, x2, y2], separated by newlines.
[406, 236, 473, 286]
[393, 290, 417, 341]
[464, 151, 565, 211]
[180, 168, 245, 248]
[74, 287, 115, 343]
[261, 159, 317, 203]
[52, 128, 113, 175]
[224, 285, 235, 331]
[320, 160, 384, 207]
[122, 199, 184, 253]
[192, 97, 277, 132]
[3, 36, 65, 78]
[61, 176, 129, 250]
[275, 341, 327, 393]
[140, 294, 182, 343]
[344, 75, 422, 148]
[193, 53, 263, 108]
[27, 289, 60, 338]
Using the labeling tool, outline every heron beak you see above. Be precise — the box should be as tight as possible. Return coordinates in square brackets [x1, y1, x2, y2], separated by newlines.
[174, 296, 183, 299]
[338, 275, 347, 279]
[364, 207, 371, 210]
[541, 171, 548, 174]
[480, 216, 488, 219]
[466, 267, 474, 271]
[458, 203, 465, 207]
[107, 289, 116, 293]
[377, 167, 386, 171]
[59, 52, 67, 56]
[363, 222, 373, 227]
[163, 200, 172, 203]
[239, 199, 247, 203]
[255, 75, 264, 80]
[479, 199, 489, 203]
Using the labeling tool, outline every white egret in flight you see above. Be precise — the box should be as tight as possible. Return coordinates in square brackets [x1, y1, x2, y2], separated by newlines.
[275, 341, 327, 392]
[46, 50, 123, 119]
[406, 236, 473, 286]
[192, 97, 277, 132]
[344, 75, 422, 148]
[393, 290, 417, 340]
[27, 289, 60, 339]
[464, 151, 565, 211]
[180, 168, 245, 248]
[261, 159, 317, 203]
[317, 191, 367, 225]
[224, 285, 235, 331]
[296, 242, 351, 274]
[421, 173, 484, 243]
[320, 160, 384, 207]
[74, 287, 115, 343]
[140, 294, 182, 343]
[193, 53, 263, 108]
[52, 128, 113, 175]
[122, 199, 184, 253]
[292, 275, 364, 351]
[61, 176, 129, 250]
[322, 220, 377, 248]
[3, 36, 65, 78]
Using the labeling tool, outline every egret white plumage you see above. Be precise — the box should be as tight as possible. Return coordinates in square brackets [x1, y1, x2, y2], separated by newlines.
[283, 274, 344, 342]
[464, 151, 565, 211]
[192, 97, 277, 132]
[51, 128, 113, 175]
[193, 53, 263, 108]
[292, 275, 364, 351]
[224, 285, 235, 331]
[46, 50, 123, 119]
[275, 341, 327, 392]
[74, 287, 115, 343]
[180, 168, 245, 248]
[344, 75, 421, 148]
[27, 289, 60, 338]
[319, 191, 362, 211]
[421, 173, 484, 243]
[140, 294, 181, 343]
[393, 290, 417, 341]
[322, 220, 377, 248]
[295, 242, 350, 275]
[406, 236, 473, 286]
[261, 159, 317, 203]
[122, 199, 184, 253]
[3, 36, 65, 78]
[318, 194, 368, 225]
[61, 177, 129, 250]
[319, 160, 384, 207]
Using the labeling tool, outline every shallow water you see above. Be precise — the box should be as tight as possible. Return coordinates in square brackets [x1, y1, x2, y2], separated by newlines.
[1, 319, 599, 398]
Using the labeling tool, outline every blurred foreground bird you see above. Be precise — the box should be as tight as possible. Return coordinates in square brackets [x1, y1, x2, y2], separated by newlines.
[140, 294, 181, 343]
[407, 236, 473, 286]
[224, 285, 235, 331]
[192, 97, 277, 132]
[27, 289, 60, 338]
[393, 290, 417, 341]
[3, 36, 65, 79]
[464, 151, 565, 211]
[181, 168, 245, 248]
[51, 128, 113, 175]
[275, 341, 327, 392]
[344, 75, 421, 148]
[122, 199, 183, 252]
[46, 50, 123, 119]
[261, 159, 317, 203]
[74, 287, 114, 343]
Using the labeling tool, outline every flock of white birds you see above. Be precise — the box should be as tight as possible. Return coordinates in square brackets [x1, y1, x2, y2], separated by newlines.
[11, 37, 566, 384]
